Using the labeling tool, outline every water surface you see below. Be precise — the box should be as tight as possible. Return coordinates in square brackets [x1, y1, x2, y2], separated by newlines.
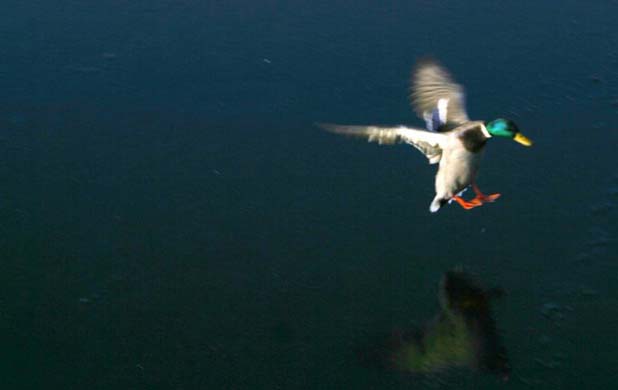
[1, 1, 617, 388]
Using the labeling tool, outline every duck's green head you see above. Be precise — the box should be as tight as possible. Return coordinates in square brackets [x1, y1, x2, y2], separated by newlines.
[485, 119, 533, 146]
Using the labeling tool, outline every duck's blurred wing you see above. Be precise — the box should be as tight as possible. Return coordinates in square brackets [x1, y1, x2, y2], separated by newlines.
[411, 58, 470, 128]
[318, 123, 446, 164]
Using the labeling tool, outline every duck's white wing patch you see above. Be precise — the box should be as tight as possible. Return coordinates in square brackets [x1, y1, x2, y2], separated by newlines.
[410, 58, 469, 127]
[318, 123, 446, 164]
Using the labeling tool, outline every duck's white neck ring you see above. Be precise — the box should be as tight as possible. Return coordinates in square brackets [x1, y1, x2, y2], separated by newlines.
[480, 124, 492, 138]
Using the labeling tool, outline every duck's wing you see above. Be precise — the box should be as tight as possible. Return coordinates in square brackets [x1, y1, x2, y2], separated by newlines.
[410, 58, 470, 128]
[318, 123, 446, 164]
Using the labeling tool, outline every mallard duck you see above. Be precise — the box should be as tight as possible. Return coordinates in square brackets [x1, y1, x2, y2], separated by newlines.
[318, 58, 533, 212]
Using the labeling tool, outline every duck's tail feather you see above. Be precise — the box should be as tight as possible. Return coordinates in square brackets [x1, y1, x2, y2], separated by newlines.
[430, 197, 447, 213]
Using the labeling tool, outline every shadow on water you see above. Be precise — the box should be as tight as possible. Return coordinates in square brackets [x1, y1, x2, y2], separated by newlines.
[357, 270, 509, 384]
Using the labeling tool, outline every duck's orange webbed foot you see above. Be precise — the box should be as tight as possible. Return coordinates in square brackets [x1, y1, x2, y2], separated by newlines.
[472, 183, 501, 203]
[451, 195, 482, 210]
[451, 184, 501, 210]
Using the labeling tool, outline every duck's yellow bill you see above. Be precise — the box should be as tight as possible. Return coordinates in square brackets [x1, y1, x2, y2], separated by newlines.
[513, 133, 533, 146]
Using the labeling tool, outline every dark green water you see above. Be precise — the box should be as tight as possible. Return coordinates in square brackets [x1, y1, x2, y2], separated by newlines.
[1, 1, 617, 388]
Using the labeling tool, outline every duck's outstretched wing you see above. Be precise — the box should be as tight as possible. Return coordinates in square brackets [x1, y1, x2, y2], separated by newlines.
[318, 123, 446, 164]
[410, 58, 469, 128]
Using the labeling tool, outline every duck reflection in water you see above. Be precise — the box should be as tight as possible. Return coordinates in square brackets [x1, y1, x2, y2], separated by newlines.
[359, 270, 510, 381]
